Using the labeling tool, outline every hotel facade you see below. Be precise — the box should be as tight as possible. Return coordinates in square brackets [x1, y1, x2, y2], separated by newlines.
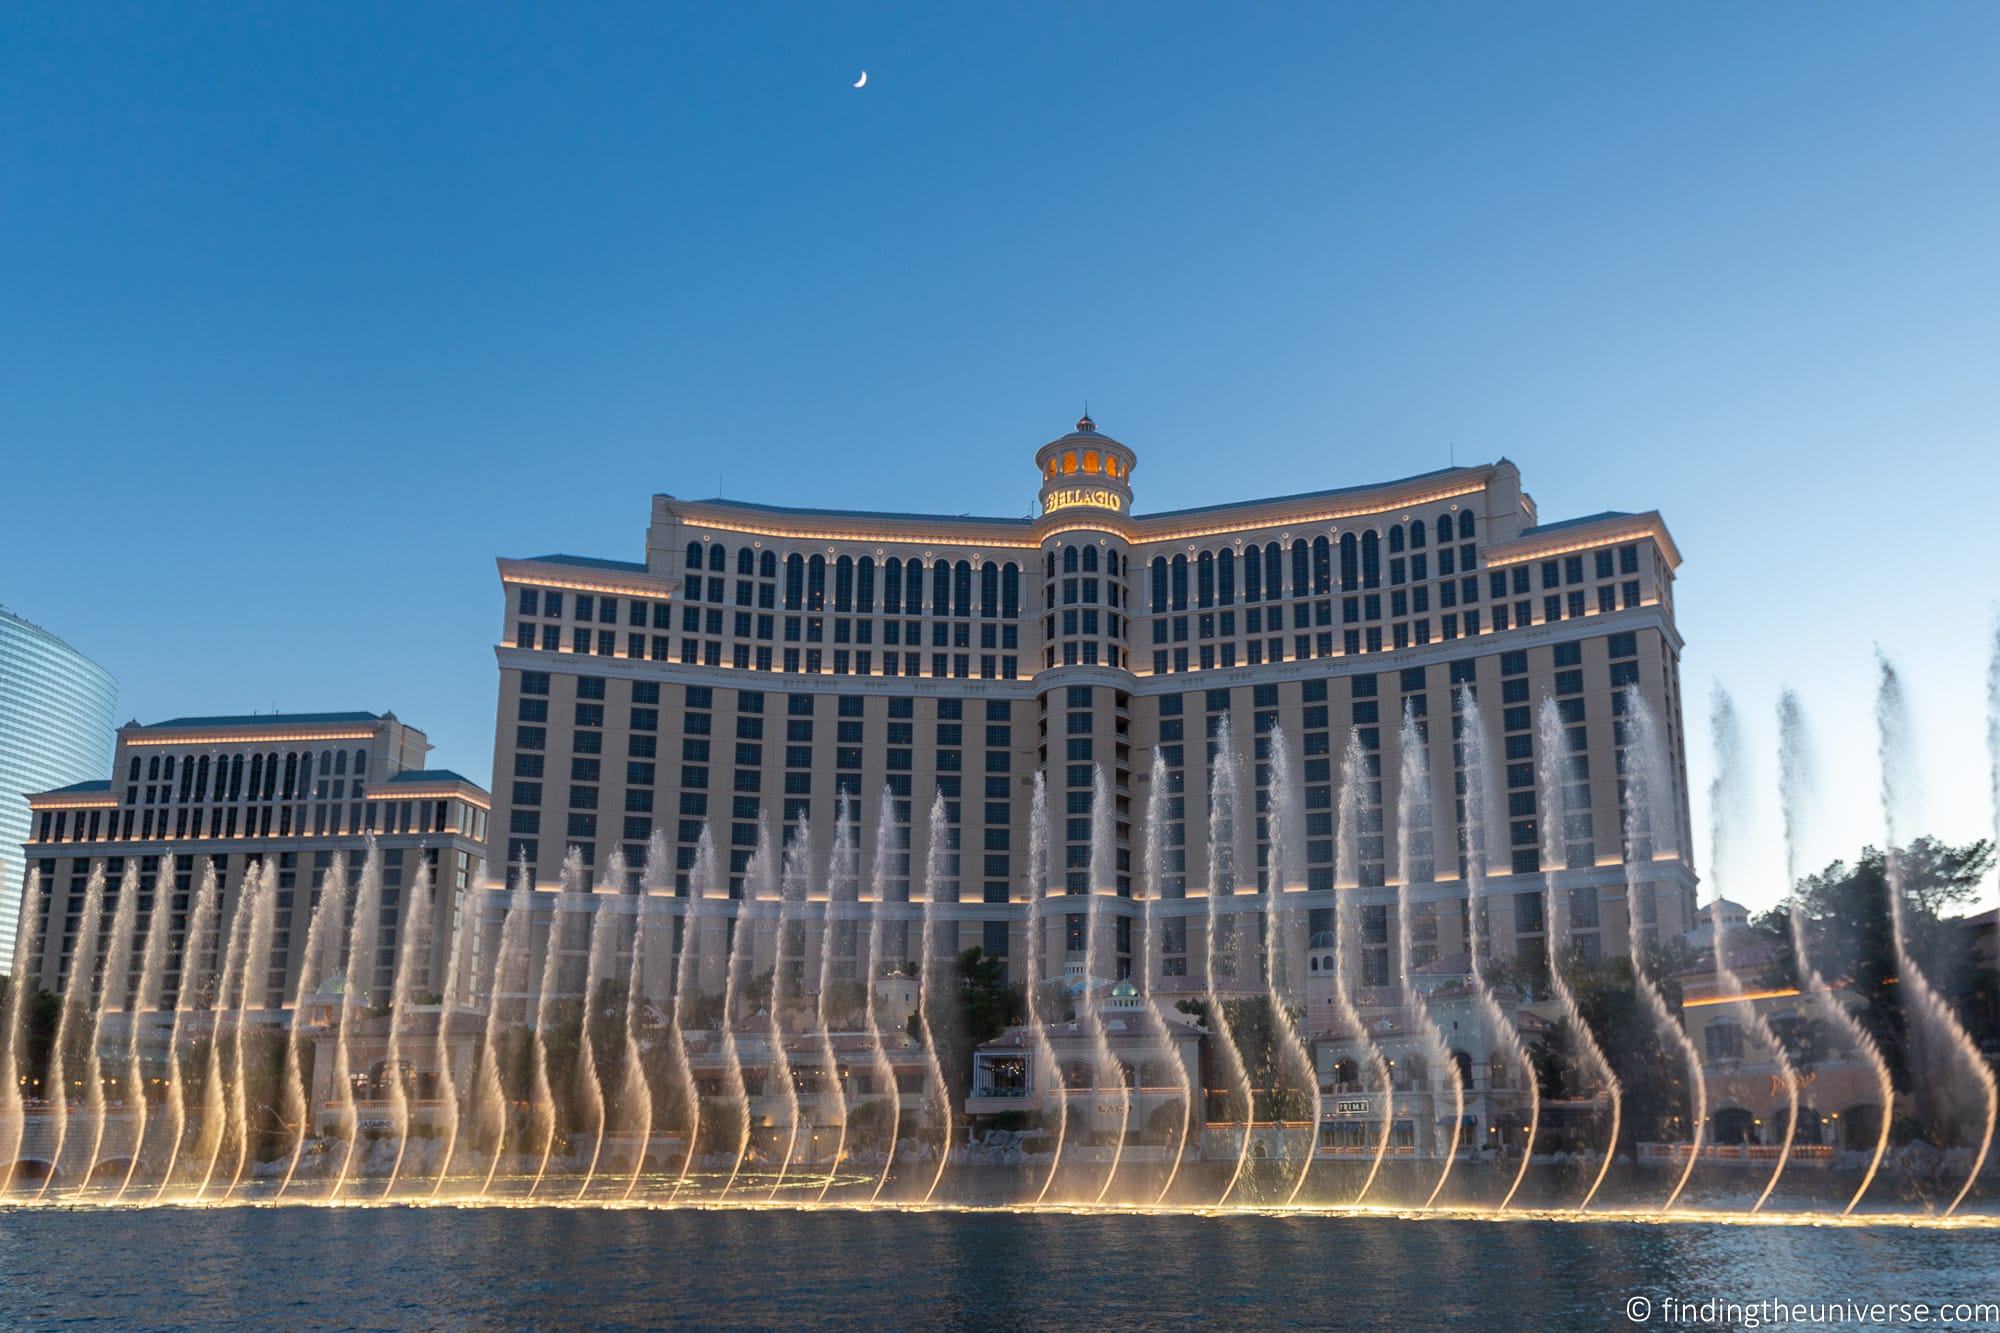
[18, 712, 489, 1009]
[485, 417, 1697, 996]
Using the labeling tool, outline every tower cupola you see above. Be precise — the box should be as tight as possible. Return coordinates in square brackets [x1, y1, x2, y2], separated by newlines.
[1034, 415, 1136, 522]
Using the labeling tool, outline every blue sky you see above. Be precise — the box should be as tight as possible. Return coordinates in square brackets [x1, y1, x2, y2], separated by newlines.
[4, 4, 1997, 910]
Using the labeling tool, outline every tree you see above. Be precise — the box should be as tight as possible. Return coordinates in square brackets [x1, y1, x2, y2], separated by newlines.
[1558, 950, 1695, 1151]
[1746, 837, 1993, 1090]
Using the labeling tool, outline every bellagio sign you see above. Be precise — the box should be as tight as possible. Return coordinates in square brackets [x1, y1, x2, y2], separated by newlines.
[1044, 487, 1124, 514]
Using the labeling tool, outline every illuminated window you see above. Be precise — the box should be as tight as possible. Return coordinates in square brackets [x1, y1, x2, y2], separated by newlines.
[1063, 451, 1077, 474]
[1083, 450, 1100, 473]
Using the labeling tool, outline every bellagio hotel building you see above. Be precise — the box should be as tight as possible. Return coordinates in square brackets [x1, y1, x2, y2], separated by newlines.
[488, 417, 1696, 992]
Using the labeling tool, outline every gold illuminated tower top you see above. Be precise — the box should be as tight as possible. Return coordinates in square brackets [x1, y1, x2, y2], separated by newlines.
[1034, 414, 1137, 522]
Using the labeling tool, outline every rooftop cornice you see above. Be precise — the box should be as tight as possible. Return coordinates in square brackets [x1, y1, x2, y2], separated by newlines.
[1482, 510, 1681, 569]
[497, 556, 680, 596]
[662, 497, 1039, 551]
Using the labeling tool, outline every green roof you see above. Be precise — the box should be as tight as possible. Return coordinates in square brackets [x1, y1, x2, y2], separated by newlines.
[384, 769, 475, 786]
[139, 711, 384, 729]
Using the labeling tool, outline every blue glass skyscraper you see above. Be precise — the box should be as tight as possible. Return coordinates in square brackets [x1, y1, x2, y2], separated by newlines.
[0, 605, 117, 969]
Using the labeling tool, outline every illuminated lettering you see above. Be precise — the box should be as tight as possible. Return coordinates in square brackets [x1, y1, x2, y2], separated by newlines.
[1044, 487, 1123, 514]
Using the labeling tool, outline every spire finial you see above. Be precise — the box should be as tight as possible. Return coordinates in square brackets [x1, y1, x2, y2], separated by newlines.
[1076, 402, 1096, 433]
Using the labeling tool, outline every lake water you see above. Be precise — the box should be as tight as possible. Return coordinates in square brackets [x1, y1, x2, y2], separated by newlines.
[2, 1207, 1996, 1329]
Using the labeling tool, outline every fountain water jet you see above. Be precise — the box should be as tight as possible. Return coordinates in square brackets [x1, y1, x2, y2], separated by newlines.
[383, 856, 435, 1197]
[1391, 708, 1462, 1209]
[1877, 654, 1995, 1215]
[0, 872, 45, 1195]
[80, 861, 140, 1196]
[115, 862, 175, 1202]
[206, 867, 259, 1201]
[1619, 693, 1707, 1213]
[1332, 731, 1395, 1205]
[474, 865, 533, 1199]
[667, 831, 713, 1202]
[863, 788, 904, 1202]
[1022, 773, 1069, 1205]
[916, 791, 954, 1204]
[617, 838, 662, 1201]
[1453, 687, 1539, 1210]
[676, 820, 724, 1192]
[528, 849, 583, 1197]
[227, 863, 276, 1200]
[330, 843, 384, 1199]
[1084, 764, 1131, 1204]
[1776, 688, 1891, 1214]
[767, 818, 809, 1200]
[572, 849, 621, 1200]
[1264, 729, 1323, 1208]
[278, 852, 348, 1198]
[1533, 698, 1622, 1213]
[426, 883, 467, 1199]
[153, 861, 218, 1201]
[1203, 716, 1258, 1205]
[811, 795, 856, 1202]
[715, 821, 757, 1199]
[1707, 687, 1797, 1212]
[37, 863, 103, 1201]
[1138, 757, 1192, 1205]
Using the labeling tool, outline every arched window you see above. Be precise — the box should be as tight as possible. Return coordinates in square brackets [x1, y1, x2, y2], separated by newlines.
[1063, 545, 1079, 574]
[980, 562, 999, 617]
[1063, 451, 1077, 474]
[1243, 547, 1261, 601]
[1435, 516, 1453, 547]
[1170, 554, 1189, 611]
[1002, 564, 1021, 618]
[806, 554, 826, 611]
[352, 749, 367, 779]
[708, 544, 726, 571]
[932, 560, 950, 614]
[1217, 548, 1235, 604]
[784, 554, 805, 609]
[1150, 557, 1168, 614]
[1409, 520, 1426, 550]
[760, 549, 777, 579]
[1389, 526, 1405, 554]
[906, 560, 925, 614]
[883, 558, 903, 614]
[685, 541, 703, 571]
[1196, 551, 1214, 607]
[856, 557, 875, 613]
[953, 560, 972, 616]
[1082, 545, 1098, 574]
[737, 547, 755, 576]
[1045, 459, 1057, 479]
[1291, 540, 1309, 597]
[1360, 530, 1381, 588]
[1312, 536, 1332, 595]
[1458, 510, 1475, 540]
[1340, 533, 1359, 591]
[1264, 542, 1282, 599]
[1083, 450, 1100, 473]
[1107, 456, 1120, 478]
[834, 555, 854, 612]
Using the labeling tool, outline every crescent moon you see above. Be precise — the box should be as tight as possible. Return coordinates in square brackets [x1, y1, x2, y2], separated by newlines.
[854, 70, 868, 88]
